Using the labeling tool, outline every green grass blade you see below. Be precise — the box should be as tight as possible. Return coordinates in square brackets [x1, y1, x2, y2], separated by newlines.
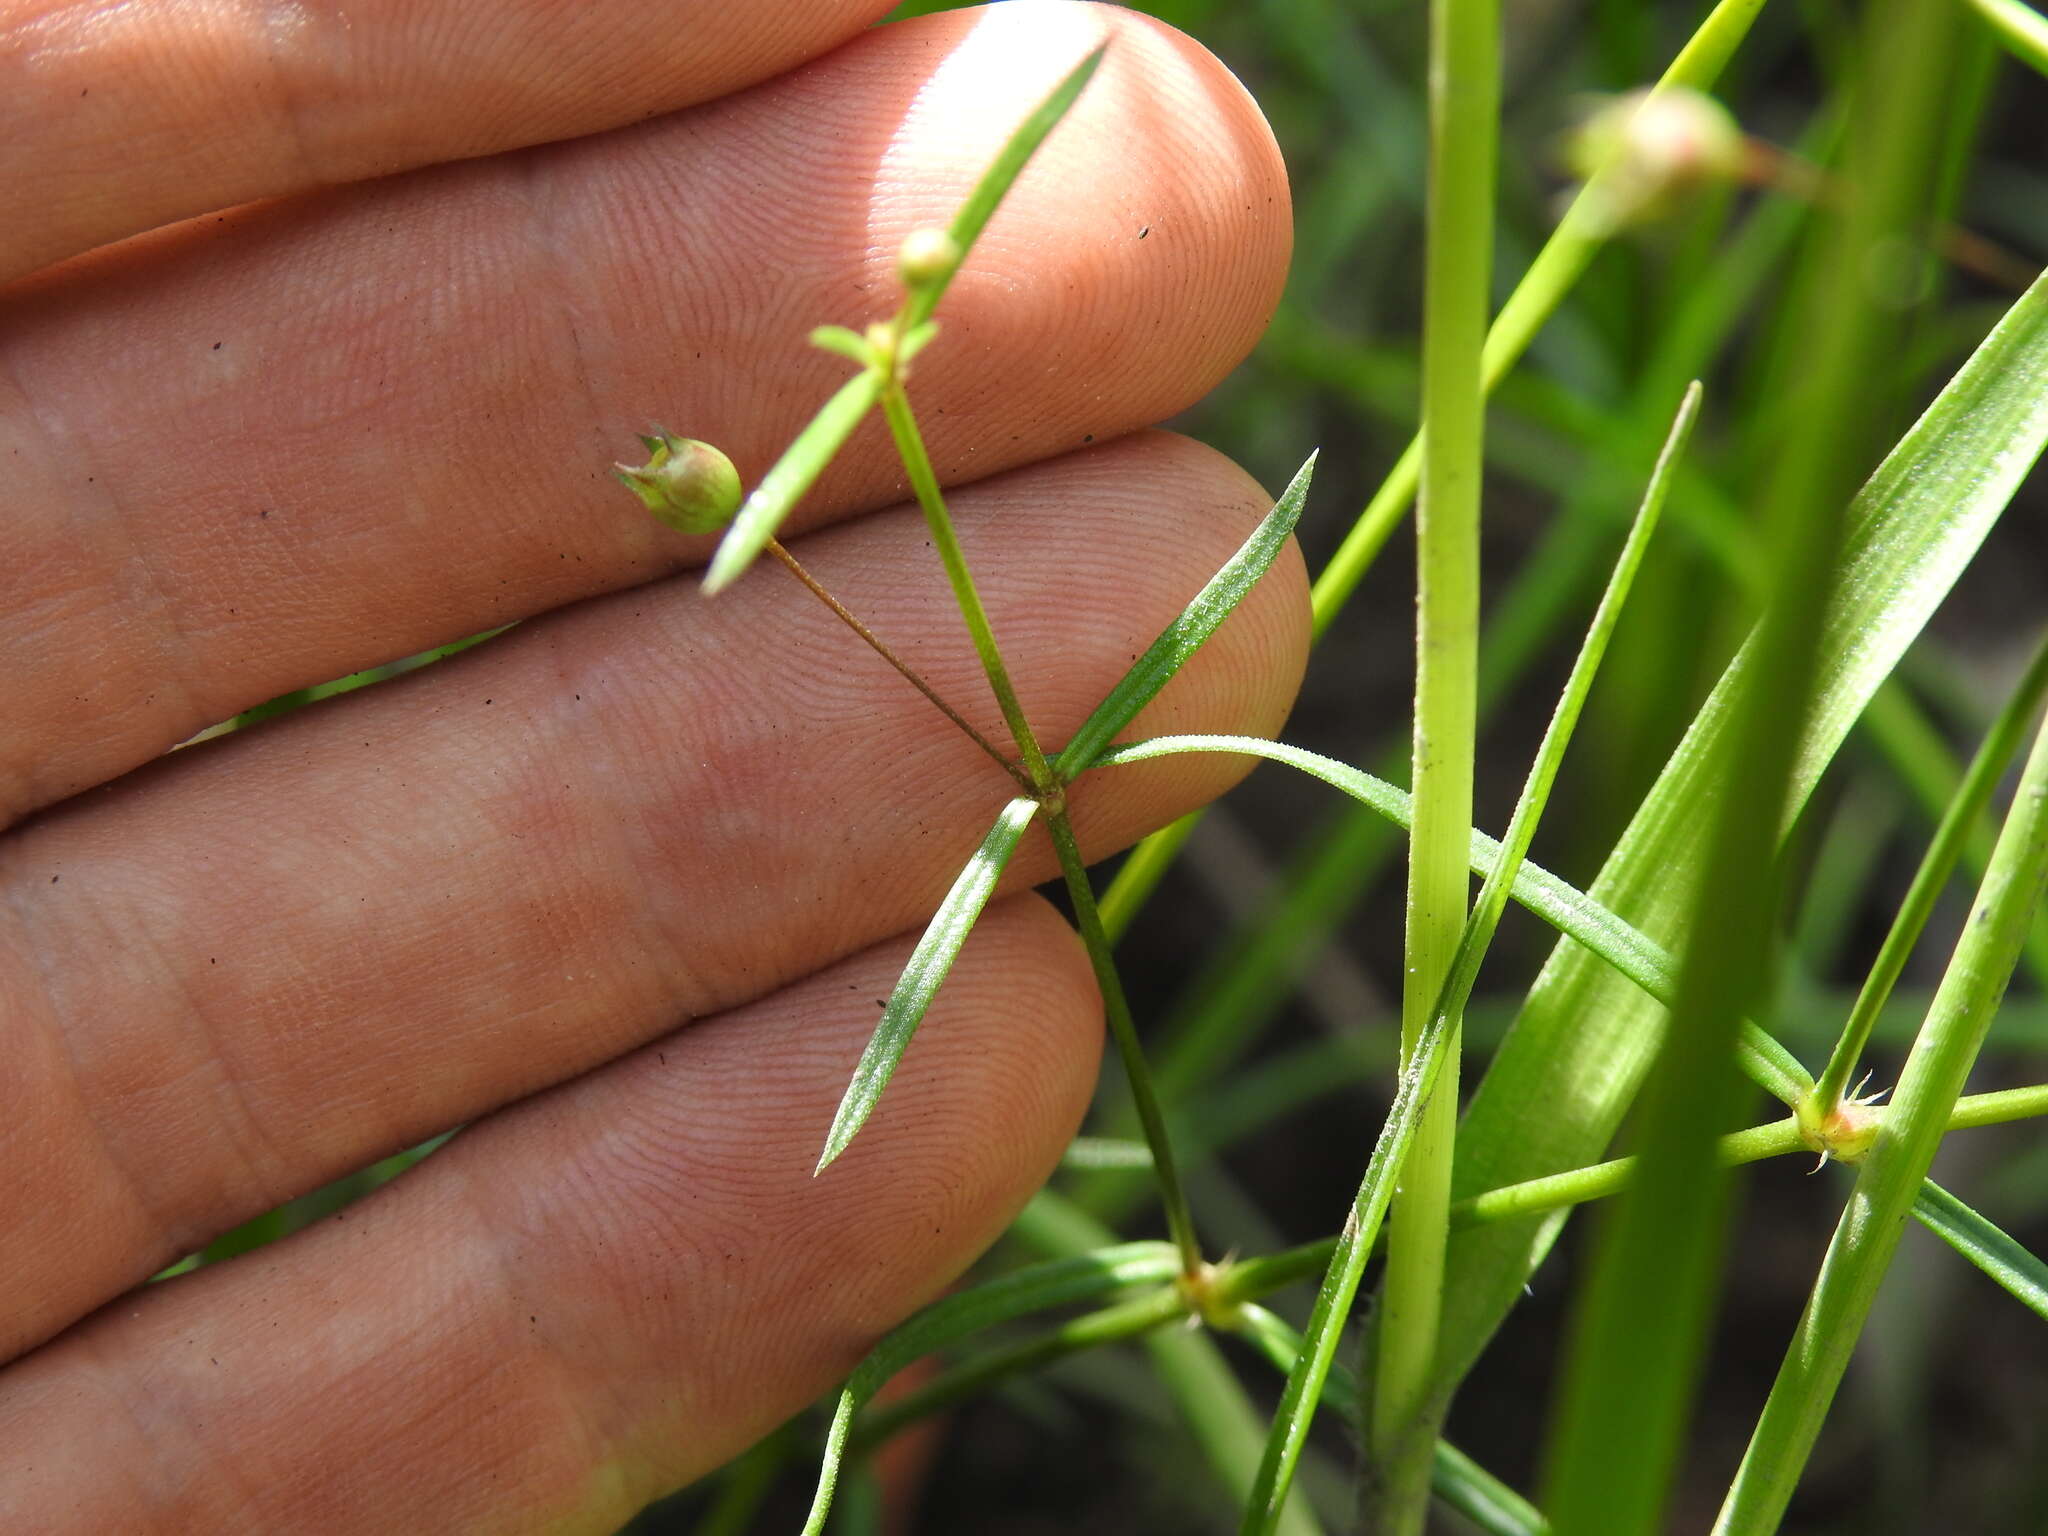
[799, 1238, 1181, 1536]
[1911, 1178, 2048, 1323]
[1968, 0, 2048, 75]
[1088, 734, 1813, 1106]
[1373, 0, 1498, 1511]
[1054, 453, 1316, 780]
[1235, 979, 1460, 1535]
[703, 370, 883, 595]
[1540, 300, 1857, 1532]
[1233, 1306, 1550, 1536]
[1430, 1440, 1551, 1536]
[1544, 0, 1977, 1472]
[1431, 262, 2048, 1416]
[814, 796, 1038, 1172]
[1714, 707, 2048, 1532]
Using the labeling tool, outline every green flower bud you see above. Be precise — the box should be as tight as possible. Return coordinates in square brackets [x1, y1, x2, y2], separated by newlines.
[614, 430, 743, 535]
[1566, 87, 1748, 228]
[897, 226, 961, 291]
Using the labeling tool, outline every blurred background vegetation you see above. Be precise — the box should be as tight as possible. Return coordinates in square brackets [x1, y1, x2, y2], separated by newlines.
[854, 3, 2046, 1531]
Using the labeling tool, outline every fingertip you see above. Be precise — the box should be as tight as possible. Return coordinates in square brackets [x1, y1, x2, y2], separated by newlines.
[857, 2, 1293, 455]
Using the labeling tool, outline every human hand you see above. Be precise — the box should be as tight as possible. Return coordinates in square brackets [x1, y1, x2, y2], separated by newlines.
[0, 2, 1304, 1527]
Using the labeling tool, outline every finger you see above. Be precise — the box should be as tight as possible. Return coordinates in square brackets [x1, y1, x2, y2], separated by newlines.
[0, 896, 1101, 1533]
[0, 0, 896, 280]
[2, 430, 1310, 1360]
[2, 2, 1290, 823]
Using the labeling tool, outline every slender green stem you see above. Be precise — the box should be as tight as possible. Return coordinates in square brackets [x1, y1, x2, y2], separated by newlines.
[1045, 809, 1202, 1277]
[764, 538, 1033, 792]
[1373, 0, 1498, 1519]
[1809, 628, 2048, 1120]
[1714, 705, 2048, 1533]
[878, 383, 1057, 794]
[1968, 0, 2048, 75]
[1945, 1081, 2048, 1129]
[1208, 1082, 2048, 1310]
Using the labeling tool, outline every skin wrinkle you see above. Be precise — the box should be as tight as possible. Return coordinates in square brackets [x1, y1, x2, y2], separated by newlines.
[255, 1, 322, 193]
[0, 346, 128, 820]
[74, 1309, 234, 1531]
[127, 914, 301, 1244]
[1, 907, 170, 1340]
[486, 1102, 742, 1509]
[448, 1155, 627, 1528]
[512, 149, 615, 481]
[466, 679, 717, 1052]
[533, 636, 745, 1019]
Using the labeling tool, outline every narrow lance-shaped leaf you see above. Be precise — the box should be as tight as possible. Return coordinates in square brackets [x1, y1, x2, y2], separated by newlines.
[1911, 1179, 2048, 1323]
[1232, 1306, 1551, 1536]
[702, 369, 882, 595]
[1243, 390, 1690, 1532]
[1091, 732, 1813, 1106]
[703, 47, 1104, 595]
[908, 45, 1106, 331]
[814, 796, 1038, 1173]
[1056, 452, 1316, 780]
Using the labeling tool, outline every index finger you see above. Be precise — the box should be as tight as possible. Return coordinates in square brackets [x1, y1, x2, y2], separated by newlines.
[0, 0, 894, 280]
